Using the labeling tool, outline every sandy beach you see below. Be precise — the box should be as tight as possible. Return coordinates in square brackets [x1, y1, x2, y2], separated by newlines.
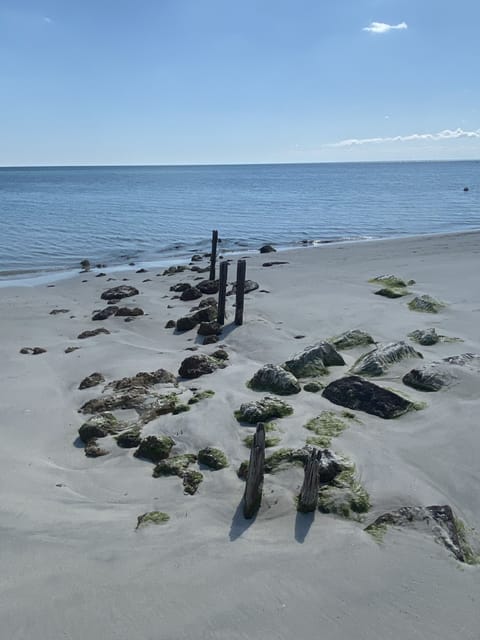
[1, 231, 479, 640]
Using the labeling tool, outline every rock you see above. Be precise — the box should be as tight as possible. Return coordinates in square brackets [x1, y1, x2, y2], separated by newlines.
[259, 244, 276, 253]
[65, 346, 80, 354]
[180, 287, 202, 301]
[369, 274, 407, 288]
[284, 342, 345, 378]
[77, 328, 110, 339]
[211, 349, 228, 361]
[109, 369, 176, 391]
[95, 273, 106, 278]
[79, 372, 105, 390]
[196, 280, 219, 294]
[374, 287, 408, 298]
[190, 265, 210, 273]
[318, 465, 370, 518]
[228, 279, 259, 296]
[78, 413, 120, 443]
[170, 282, 191, 292]
[183, 470, 203, 495]
[303, 381, 323, 393]
[92, 306, 119, 321]
[134, 435, 175, 463]
[203, 335, 219, 345]
[365, 505, 476, 563]
[49, 308, 70, 315]
[115, 428, 142, 448]
[176, 315, 199, 332]
[136, 511, 169, 529]
[190, 297, 217, 313]
[408, 295, 445, 313]
[197, 447, 228, 470]
[101, 285, 139, 301]
[178, 354, 224, 379]
[165, 320, 176, 329]
[322, 375, 413, 419]
[249, 363, 301, 395]
[443, 353, 480, 367]
[402, 365, 453, 392]
[115, 307, 144, 317]
[84, 440, 109, 457]
[19, 347, 47, 355]
[330, 329, 375, 350]
[163, 265, 188, 275]
[408, 328, 440, 345]
[351, 341, 422, 377]
[197, 321, 222, 336]
[235, 396, 293, 423]
[153, 454, 197, 477]
[80, 259, 91, 271]
[191, 254, 203, 262]
[136, 268, 147, 273]
[262, 261, 289, 267]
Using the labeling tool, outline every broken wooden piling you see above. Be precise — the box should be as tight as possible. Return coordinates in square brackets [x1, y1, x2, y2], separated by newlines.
[297, 448, 322, 513]
[209, 229, 218, 281]
[234, 259, 246, 326]
[243, 423, 265, 519]
[217, 260, 228, 325]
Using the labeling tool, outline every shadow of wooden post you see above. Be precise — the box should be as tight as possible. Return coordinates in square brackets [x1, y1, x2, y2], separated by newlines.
[234, 259, 246, 326]
[209, 230, 218, 281]
[243, 423, 265, 519]
[217, 260, 228, 325]
[297, 448, 321, 513]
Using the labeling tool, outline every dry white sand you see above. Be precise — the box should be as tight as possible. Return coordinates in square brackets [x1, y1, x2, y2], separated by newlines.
[1, 231, 479, 639]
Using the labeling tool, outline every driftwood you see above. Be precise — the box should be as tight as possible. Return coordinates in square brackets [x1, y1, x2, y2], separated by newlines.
[297, 448, 322, 512]
[234, 259, 247, 326]
[243, 423, 265, 518]
[209, 229, 218, 281]
[217, 260, 228, 325]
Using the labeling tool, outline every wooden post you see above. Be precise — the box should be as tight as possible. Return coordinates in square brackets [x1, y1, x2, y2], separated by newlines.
[297, 449, 322, 513]
[209, 229, 218, 281]
[243, 423, 265, 519]
[234, 259, 246, 326]
[217, 260, 228, 325]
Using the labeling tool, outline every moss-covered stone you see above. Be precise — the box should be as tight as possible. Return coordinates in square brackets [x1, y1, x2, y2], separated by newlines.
[329, 329, 375, 350]
[136, 511, 170, 529]
[264, 448, 309, 473]
[303, 381, 324, 393]
[78, 412, 121, 443]
[243, 434, 281, 449]
[408, 295, 446, 313]
[369, 274, 407, 288]
[248, 364, 301, 395]
[197, 447, 228, 470]
[153, 453, 197, 477]
[172, 403, 190, 415]
[183, 470, 203, 495]
[303, 411, 349, 448]
[237, 460, 250, 480]
[188, 389, 215, 404]
[374, 287, 409, 298]
[115, 427, 142, 448]
[284, 342, 345, 378]
[235, 396, 293, 424]
[134, 435, 175, 463]
[318, 465, 370, 520]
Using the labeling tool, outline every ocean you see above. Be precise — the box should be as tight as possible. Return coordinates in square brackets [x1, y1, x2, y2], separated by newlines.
[0, 161, 479, 282]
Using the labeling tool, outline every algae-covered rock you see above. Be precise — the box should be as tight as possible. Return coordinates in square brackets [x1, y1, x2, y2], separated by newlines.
[197, 447, 228, 470]
[79, 372, 105, 390]
[322, 375, 413, 419]
[183, 470, 203, 494]
[369, 274, 407, 288]
[318, 465, 370, 519]
[303, 381, 323, 393]
[284, 342, 345, 378]
[402, 364, 454, 392]
[178, 354, 224, 379]
[365, 505, 478, 564]
[303, 411, 349, 448]
[264, 447, 310, 473]
[408, 328, 440, 345]
[136, 511, 169, 529]
[408, 295, 445, 313]
[134, 435, 175, 463]
[115, 428, 142, 448]
[227, 280, 259, 296]
[188, 389, 215, 404]
[153, 454, 197, 477]
[374, 287, 408, 299]
[172, 403, 190, 414]
[101, 285, 139, 301]
[109, 369, 176, 391]
[329, 329, 375, 351]
[78, 413, 121, 443]
[84, 440, 109, 457]
[249, 364, 301, 395]
[77, 327, 110, 339]
[235, 396, 293, 423]
[351, 341, 422, 377]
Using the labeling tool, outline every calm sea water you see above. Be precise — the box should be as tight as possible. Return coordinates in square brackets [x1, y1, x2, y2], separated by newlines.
[0, 161, 479, 280]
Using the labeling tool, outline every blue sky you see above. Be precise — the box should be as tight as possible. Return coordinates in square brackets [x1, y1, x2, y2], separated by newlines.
[1, 0, 479, 165]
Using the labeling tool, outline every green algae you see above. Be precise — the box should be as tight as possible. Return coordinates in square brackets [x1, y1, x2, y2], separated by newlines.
[188, 389, 215, 404]
[234, 397, 293, 424]
[197, 446, 228, 470]
[318, 464, 370, 520]
[183, 470, 203, 495]
[303, 381, 324, 393]
[408, 295, 446, 314]
[303, 411, 349, 448]
[243, 434, 281, 449]
[454, 518, 480, 565]
[369, 275, 407, 288]
[136, 511, 170, 529]
[172, 403, 191, 414]
[153, 454, 197, 477]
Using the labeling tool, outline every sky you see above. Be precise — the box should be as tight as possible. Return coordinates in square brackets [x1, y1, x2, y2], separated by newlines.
[1, 0, 479, 166]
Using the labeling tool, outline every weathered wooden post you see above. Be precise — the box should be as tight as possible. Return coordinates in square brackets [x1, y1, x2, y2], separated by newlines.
[297, 449, 322, 513]
[217, 260, 228, 325]
[234, 259, 246, 326]
[243, 423, 265, 519]
[209, 229, 218, 281]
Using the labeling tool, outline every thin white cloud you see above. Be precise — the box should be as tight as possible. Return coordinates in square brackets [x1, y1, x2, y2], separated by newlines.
[43, 16, 52, 24]
[329, 128, 480, 148]
[363, 21, 407, 34]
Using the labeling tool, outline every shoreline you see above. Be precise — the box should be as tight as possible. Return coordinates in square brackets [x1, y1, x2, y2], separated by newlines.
[1, 227, 479, 288]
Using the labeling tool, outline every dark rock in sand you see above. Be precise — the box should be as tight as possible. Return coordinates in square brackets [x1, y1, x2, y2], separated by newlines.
[402, 365, 453, 392]
[49, 308, 70, 315]
[259, 244, 276, 253]
[95, 273, 107, 278]
[109, 368, 176, 391]
[183, 470, 203, 495]
[101, 285, 139, 301]
[284, 342, 345, 378]
[198, 447, 228, 470]
[178, 354, 224, 379]
[235, 396, 293, 423]
[176, 315, 199, 332]
[303, 381, 323, 393]
[351, 341, 422, 377]
[65, 346, 80, 354]
[197, 280, 219, 294]
[78, 413, 121, 443]
[163, 265, 188, 276]
[170, 282, 191, 292]
[330, 329, 375, 350]
[77, 328, 110, 339]
[408, 295, 445, 314]
[408, 328, 440, 346]
[191, 254, 203, 262]
[80, 259, 91, 271]
[165, 320, 176, 329]
[203, 335, 219, 345]
[84, 440, 109, 457]
[19, 347, 47, 355]
[115, 428, 142, 448]
[79, 372, 105, 390]
[180, 286, 202, 301]
[262, 261, 289, 267]
[197, 321, 222, 336]
[322, 375, 413, 419]
[92, 306, 118, 321]
[374, 287, 408, 298]
[211, 349, 228, 361]
[153, 454, 197, 477]
[249, 364, 301, 395]
[134, 435, 175, 463]
[190, 265, 210, 273]
[136, 268, 147, 273]
[176, 304, 217, 332]
[115, 307, 144, 317]
[227, 280, 259, 296]
[365, 505, 476, 563]
[443, 353, 480, 367]
[190, 298, 218, 312]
